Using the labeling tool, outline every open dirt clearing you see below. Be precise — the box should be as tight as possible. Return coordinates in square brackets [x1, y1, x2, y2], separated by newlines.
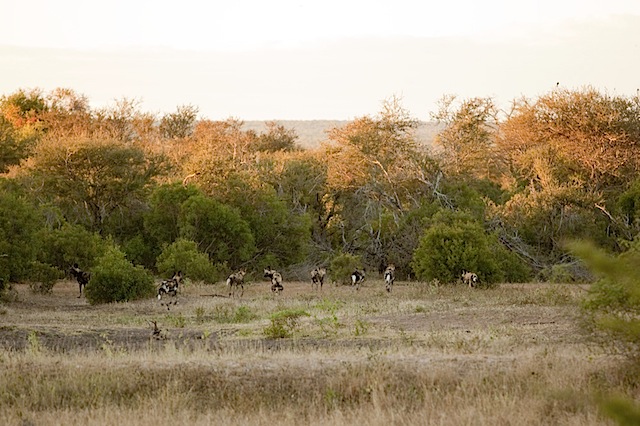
[0, 280, 588, 355]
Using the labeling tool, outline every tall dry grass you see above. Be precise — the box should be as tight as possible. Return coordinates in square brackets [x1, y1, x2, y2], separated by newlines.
[0, 280, 631, 425]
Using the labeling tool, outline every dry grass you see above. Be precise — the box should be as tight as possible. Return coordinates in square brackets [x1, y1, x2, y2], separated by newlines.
[0, 278, 631, 425]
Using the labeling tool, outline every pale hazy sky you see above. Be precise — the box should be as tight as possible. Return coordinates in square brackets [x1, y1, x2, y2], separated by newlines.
[2, 0, 639, 120]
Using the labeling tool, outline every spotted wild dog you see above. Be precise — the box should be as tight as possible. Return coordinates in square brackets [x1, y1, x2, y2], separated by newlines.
[157, 271, 183, 309]
[461, 270, 479, 288]
[311, 267, 326, 290]
[264, 267, 284, 294]
[149, 320, 167, 340]
[351, 268, 365, 290]
[226, 269, 246, 298]
[70, 263, 91, 298]
[384, 264, 396, 293]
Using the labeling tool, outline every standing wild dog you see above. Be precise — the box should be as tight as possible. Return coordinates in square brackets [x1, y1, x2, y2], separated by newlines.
[384, 264, 396, 293]
[264, 267, 284, 294]
[351, 268, 366, 290]
[157, 271, 183, 309]
[70, 263, 91, 298]
[311, 267, 326, 290]
[461, 270, 479, 288]
[226, 269, 246, 298]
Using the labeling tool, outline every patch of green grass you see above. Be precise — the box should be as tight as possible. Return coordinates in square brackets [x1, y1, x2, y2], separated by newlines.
[166, 313, 186, 328]
[264, 308, 310, 338]
[354, 319, 369, 337]
[314, 298, 345, 314]
[314, 313, 341, 337]
[211, 304, 258, 324]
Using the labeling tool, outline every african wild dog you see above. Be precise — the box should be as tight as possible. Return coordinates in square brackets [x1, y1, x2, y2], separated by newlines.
[149, 320, 167, 340]
[264, 267, 284, 294]
[226, 269, 246, 298]
[311, 267, 326, 290]
[384, 264, 396, 293]
[461, 270, 479, 288]
[351, 268, 365, 290]
[70, 263, 91, 298]
[157, 271, 183, 309]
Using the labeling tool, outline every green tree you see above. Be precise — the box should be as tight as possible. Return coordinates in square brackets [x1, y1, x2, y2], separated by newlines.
[432, 95, 503, 181]
[322, 97, 440, 268]
[0, 88, 48, 128]
[37, 223, 107, 273]
[144, 183, 201, 249]
[213, 178, 311, 268]
[29, 139, 168, 233]
[0, 116, 38, 173]
[159, 104, 198, 140]
[0, 190, 43, 288]
[411, 210, 527, 284]
[178, 193, 256, 268]
[254, 121, 299, 152]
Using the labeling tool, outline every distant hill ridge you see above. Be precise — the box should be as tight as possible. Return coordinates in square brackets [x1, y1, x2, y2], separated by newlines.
[242, 120, 441, 150]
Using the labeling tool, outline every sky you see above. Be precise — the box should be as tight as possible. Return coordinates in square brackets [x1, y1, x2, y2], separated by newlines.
[1, 0, 640, 120]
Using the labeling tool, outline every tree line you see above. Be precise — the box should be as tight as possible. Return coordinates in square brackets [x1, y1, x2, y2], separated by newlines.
[2, 86, 640, 298]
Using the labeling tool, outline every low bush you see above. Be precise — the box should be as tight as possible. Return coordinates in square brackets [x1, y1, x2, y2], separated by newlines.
[329, 253, 362, 286]
[28, 261, 64, 294]
[411, 210, 527, 285]
[85, 245, 155, 304]
[263, 308, 310, 338]
[156, 238, 221, 283]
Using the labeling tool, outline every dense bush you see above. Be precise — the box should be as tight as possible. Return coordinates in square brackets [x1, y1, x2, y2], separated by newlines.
[569, 240, 640, 424]
[144, 183, 201, 250]
[28, 261, 64, 294]
[0, 190, 43, 289]
[570, 240, 640, 359]
[179, 194, 256, 268]
[412, 210, 521, 285]
[329, 253, 363, 285]
[214, 179, 311, 268]
[156, 238, 221, 283]
[84, 245, 155, 304]
[120, 234, 157, 270]
[37, 223, 107, 273]
[263, 308, 310, 338]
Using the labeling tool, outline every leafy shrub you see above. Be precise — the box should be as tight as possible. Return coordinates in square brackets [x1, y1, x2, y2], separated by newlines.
[600, 394, 640, 426]
[178, 194, 256, 268]
[569, 240, 640, 359]
[0, 190, 43, 288]
[28, 261, 64, 294]
[411, 210, 528, 285]
[120, 234, 157, 270]
[144, 183, 201, 250]
[156, 238, 220, 283]
[37, 223, 107, 273]
[211, 304, 258, 324]
[538, 262, 592, 284]
[215, 181, 311, 268]
[233, 306, 258, 323]
[411, 211, 497, 284]
[263, 308, 310, 338]
[85, 245, 155, 304]
[329, 253, 362, 285]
